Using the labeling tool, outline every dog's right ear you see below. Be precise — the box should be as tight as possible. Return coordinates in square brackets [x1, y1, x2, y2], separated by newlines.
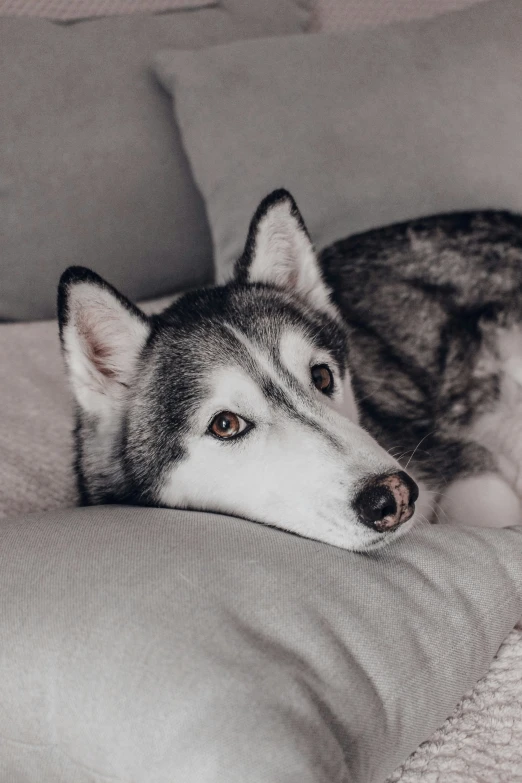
[58, 267, 151, 417]
[234, 189, 334, 315]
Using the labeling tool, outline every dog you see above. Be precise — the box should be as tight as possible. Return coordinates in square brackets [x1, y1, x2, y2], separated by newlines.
[58, 189, 522, 550]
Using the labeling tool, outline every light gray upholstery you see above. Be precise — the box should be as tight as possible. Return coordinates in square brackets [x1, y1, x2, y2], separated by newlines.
[1, 505, 521, 782]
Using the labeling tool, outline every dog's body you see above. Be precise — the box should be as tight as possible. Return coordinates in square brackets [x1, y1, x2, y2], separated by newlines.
[322, 209, 522, 530]
[58, 192, 522, 550]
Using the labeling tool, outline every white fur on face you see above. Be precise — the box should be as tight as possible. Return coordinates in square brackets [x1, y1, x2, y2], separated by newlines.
[62, 282, 149, 419]
[159, 332, 418, 551]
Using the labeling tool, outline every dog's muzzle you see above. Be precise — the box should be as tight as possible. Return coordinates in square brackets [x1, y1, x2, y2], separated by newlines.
[354, 471, 419, 533]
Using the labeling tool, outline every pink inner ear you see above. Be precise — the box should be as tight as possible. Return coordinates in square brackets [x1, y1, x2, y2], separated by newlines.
[76, 309, 120, 381]
[89, 339, 118, 379]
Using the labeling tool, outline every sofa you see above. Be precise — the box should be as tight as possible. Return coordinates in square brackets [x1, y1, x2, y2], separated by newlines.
[1, 1, 522, 780]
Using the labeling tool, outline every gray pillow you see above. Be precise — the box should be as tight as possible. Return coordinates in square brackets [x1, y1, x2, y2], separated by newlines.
[155, 0, 522, 283]
[0, 0, 312, 321]
[1, 505, 521, 782]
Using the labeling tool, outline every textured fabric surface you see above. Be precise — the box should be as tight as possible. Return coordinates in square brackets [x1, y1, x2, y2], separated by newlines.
[311, 0, 487, 32]
[0, 320, 75, 518]
[0, 0, 312, 321]
[0, 0, 212, 21]
[1, 506, 521, 782]
[387, 622, 522, 781]
[155, 0, 522, 285]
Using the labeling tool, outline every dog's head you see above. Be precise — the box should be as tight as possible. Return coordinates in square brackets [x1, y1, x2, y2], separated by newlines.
[58, 190, 419, 550]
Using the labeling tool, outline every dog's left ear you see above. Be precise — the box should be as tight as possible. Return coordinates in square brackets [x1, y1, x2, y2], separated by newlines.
[58, 266, 151, 417]
[235, 189, 333, 314]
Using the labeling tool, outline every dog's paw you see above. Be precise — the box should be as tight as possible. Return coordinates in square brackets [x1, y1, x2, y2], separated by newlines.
[438, 472, 522, 528]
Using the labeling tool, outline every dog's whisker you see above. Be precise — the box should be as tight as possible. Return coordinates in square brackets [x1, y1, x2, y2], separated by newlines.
[393, 446, 433, 464]
[416, 513, 432, 528]
[432, 500, 450, 523]
[354, 384, 386, 405]
[403, 432, 437, 470]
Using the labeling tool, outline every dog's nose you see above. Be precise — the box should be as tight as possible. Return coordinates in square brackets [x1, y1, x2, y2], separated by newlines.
[354, 471, 419, 532]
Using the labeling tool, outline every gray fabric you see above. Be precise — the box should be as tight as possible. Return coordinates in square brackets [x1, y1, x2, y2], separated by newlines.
[0, 506, 521, 782]
[0, 319, 74, 518]
[155, 0, 522, 284]
[0, 0, 312, 321]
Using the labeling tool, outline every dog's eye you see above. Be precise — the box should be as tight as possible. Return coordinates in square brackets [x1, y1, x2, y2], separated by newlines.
[209, 411, 250, 440]
[311, 364, 334, 394]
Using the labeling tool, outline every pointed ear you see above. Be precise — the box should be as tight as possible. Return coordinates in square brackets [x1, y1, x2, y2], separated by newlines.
[58, 267, 151, 416]
[235, 189, 333, 314]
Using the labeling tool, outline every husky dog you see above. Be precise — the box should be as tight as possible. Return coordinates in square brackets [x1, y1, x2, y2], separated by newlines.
[58, 190, 522, 550]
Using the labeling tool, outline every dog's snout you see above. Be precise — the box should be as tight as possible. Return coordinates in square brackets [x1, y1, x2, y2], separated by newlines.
[354, 470, 419, 532]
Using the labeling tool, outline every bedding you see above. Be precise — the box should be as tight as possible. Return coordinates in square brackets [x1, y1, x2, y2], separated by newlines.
[1, 506, 521, 782]
[0, 0, 312, 321]
[387, 622, 522, 781]
[155, 0, 522, 284]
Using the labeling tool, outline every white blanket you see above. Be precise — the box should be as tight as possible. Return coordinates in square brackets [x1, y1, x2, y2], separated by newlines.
[388, 623, 522, 781]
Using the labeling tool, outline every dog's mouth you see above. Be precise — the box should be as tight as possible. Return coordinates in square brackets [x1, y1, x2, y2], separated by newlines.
[362, 530, 398, 551]
[360, 512, 418, 552]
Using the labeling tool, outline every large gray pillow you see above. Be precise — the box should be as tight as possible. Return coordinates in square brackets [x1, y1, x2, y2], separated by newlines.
[1, 505, 521, 782]
[155, 0, 522, 283]
[0, 0, 312, 321]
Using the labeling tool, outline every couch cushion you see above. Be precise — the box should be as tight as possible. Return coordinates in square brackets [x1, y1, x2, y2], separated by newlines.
[155, 0, 522, 284]
[0, 0, 312, 321]
[0, 506, 521, 782]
